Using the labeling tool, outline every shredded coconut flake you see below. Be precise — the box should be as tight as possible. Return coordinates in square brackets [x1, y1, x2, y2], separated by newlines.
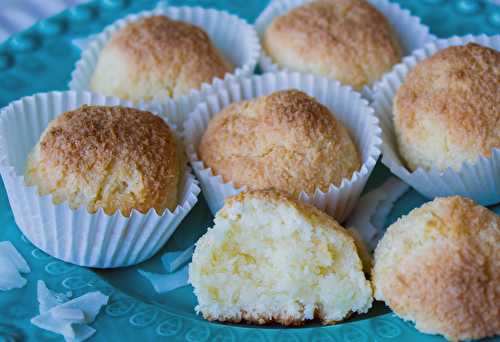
[51, 307, 86, 323]
[37, 280, 72, 313]
[0, 241, 30, 273]
[138, 264, 189, 293]
[0, 255, 27, 290]
[346, 177, 409, 251]
[0, 241, 30, 291]
[32, 281, 108, 342]
[67, 325, 96, 342]
[161, 245, 195, 273]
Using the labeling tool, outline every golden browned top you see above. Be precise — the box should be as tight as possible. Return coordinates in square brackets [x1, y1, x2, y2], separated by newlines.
[198, 90, 361, 196]
[40, 105, 177, 177]
[373, 196, 500, 341]
[27, 105, 180, 215]
[394, 43, 500, 169]
[263, 0, 402, 89]
[98, 15, 232, 99]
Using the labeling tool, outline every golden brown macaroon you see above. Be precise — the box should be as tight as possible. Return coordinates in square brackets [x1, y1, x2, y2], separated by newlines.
[262, 0, 402, 90]
[189, 189, 373, 326]
[372, 196, 500, 341]
[394, 43, 500, 172]
[90, 15, 233, 101]
[198, 89, 361, 197]
[25, 105, 181, 216]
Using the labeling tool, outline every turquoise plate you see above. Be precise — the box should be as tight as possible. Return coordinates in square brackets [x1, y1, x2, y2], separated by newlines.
[0, 0, 499, 341]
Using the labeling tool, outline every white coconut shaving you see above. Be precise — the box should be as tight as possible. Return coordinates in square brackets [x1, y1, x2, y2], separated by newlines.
[0, 241, 30, 290]
[37, 280, 72, 313]
[32, 281, 108, 342]
[138, 264, 189, 293]
[0, 241, 30, 273]
[140, 244, 193, 294]
[346, 177, 409, 251]
[161, 245, 195, 273]
[51, 307, 86, 323]
[0, 254, 27, 290]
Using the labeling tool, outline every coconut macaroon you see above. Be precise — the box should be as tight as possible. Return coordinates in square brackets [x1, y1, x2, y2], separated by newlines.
[198, 89, 361, 197]
[373, 196, 500, 341]
[189, 190, 373, 325]
[394, 43, 500, 172]
[25, 105, 181, 216]
[262, 0, 402, 90]
[90, 16, 233, 101]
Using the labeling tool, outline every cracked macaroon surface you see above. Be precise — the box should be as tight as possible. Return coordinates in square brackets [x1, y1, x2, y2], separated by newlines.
[90, 15, 233, 101]
[189, 190, 373, 326]
[198, 89, 361, 197]
[25, 105, 181, 216]
[394, 43, 500, 171]
[373, 196, 500, 341]
[263, 0, 402, 90]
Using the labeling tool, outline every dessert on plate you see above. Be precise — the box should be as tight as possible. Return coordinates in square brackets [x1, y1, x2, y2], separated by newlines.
[184, 72, 382, 220]
[393, 43, 500, 172]
[0, 91, 200, 267]
[25, 105, 182, 216]
[373, 36, 500, 205]
[373, 196, 500, 341]
[189, 190, 373, 325]
[262, 0, 402, 89]
[90, 15, 233, 102]
[198, 89, 361, 198]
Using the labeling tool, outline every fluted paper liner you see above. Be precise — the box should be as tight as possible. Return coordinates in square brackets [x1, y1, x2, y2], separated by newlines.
[255, 0, 435, 98]
[372, 35, 500, 205]
[0, 91, 200, 268]
[69, 6, 261, 128]
[183, 72, 382, 222]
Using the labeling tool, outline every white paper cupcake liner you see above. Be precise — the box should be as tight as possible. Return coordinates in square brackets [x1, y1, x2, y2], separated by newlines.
[255, 0, 435, 98]
[372, 34, 500, 206]
[183, 72, 382, 222]
[0, 91, 201, 268]
[345, 177, 409, 252]
[69, 5, 261, 128]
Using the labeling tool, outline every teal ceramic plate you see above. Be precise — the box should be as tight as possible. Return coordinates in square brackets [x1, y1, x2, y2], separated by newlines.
[0, 0, 499, 341]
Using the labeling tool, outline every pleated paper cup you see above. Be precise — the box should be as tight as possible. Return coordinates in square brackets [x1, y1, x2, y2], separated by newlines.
[183, 72, 382, 222]
[372, 35, 500, 205]
[255, 0, 435, 98]
[69, 6, 260, 128]
[0, 91, 200, 268]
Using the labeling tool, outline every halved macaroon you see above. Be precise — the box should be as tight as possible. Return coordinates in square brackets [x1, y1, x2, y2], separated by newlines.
[189, 190, 373, 325]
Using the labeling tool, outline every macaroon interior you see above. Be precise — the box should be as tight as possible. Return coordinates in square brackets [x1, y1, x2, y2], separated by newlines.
[189, 196, 372, 324]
